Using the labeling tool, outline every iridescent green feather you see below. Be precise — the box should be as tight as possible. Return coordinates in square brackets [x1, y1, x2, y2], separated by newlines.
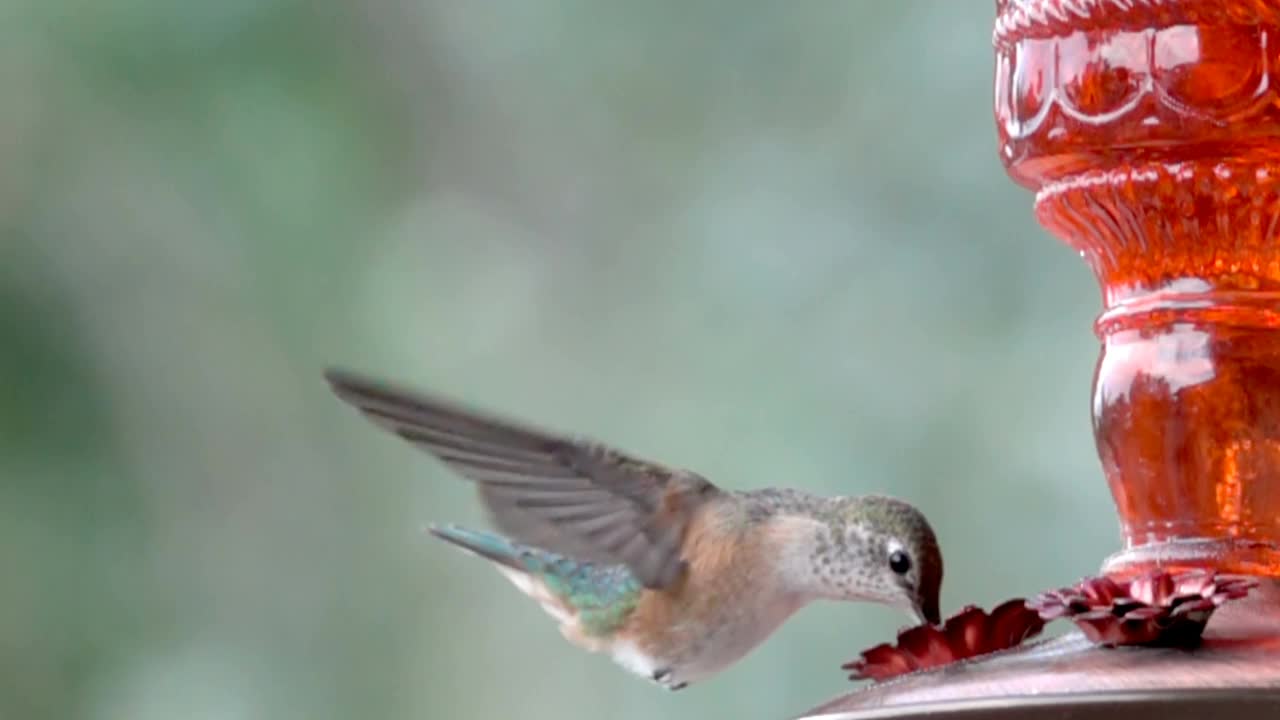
[533, 555, 643, 636]
[430, 525, 643, 637]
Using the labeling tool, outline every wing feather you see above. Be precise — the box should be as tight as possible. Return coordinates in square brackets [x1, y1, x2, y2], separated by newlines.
[325, 369, 722, 588]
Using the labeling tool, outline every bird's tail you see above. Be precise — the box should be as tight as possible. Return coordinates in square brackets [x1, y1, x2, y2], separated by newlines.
[427, 524, 580, 624]
[427, 524, 642, 635]
[427, 524, 530, 571]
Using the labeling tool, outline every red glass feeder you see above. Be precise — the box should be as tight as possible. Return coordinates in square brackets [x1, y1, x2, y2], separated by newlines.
[797, 1, 1280, 717]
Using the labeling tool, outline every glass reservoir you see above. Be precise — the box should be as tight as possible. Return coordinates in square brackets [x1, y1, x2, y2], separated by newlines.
[798, 2, 1280, 718]
[997, 0, 1280, 577]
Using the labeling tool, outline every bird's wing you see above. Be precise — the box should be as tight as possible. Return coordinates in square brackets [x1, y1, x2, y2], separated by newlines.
[324, 369, 724, 588]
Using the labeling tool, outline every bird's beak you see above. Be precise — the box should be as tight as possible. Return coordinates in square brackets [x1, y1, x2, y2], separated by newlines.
[913, 595, 942, 626]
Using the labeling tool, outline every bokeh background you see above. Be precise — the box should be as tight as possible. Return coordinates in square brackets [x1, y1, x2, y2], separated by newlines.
[3, 2, 1120, 719]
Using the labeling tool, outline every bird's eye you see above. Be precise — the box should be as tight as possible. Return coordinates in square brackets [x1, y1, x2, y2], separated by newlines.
[889, 550, 911, 575]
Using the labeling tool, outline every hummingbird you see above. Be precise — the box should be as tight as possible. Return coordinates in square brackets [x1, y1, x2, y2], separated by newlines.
[324, 369, 943, 691]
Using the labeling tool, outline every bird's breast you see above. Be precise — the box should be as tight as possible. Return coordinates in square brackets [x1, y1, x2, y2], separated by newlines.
[615, 513, 802, 681]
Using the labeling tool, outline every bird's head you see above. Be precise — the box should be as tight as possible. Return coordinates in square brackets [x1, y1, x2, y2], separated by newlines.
[782, 495, 943, 625]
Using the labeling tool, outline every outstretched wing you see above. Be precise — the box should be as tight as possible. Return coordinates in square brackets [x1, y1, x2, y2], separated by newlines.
[324, 369, 722, 588]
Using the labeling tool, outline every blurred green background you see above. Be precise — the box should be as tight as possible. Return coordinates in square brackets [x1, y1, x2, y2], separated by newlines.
[2, 2, 1120, 719]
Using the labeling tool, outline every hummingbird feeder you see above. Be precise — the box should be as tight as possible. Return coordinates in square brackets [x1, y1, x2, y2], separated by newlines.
[797, 1, 1280, 717]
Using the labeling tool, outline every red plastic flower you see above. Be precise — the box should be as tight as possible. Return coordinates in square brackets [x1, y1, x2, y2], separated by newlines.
[843, 599, 1046, 682]
[1028, 569, 1258, 648]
